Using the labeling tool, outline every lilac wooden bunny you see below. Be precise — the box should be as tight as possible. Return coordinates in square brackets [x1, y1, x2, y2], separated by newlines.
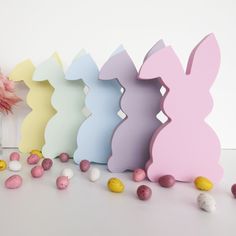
[139, 34, 223, 183]
[99, 42, 164, 172]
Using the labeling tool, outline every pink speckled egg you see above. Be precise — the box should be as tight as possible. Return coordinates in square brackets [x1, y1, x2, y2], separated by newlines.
[42, 158, 53, 170]
[5, 175, 23, 189]
[79, 160, 90, 172]
[137, 185, 152, 201]
[9, 152, 20, 161]
[27, 154, 40, 165]
[231, 184, 236, 198]
[56, 176, 69, 190]
[59, 153, 69, 163]
[158, 175, 176, 188]
[31, 166, 44, 178]
[132, 168, 146, 182]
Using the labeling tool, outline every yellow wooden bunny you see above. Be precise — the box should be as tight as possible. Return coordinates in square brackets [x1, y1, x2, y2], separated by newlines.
[9, 60, 56, 153]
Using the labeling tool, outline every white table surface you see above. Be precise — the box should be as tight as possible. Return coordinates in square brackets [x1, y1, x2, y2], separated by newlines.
[0, 149, 236, 236]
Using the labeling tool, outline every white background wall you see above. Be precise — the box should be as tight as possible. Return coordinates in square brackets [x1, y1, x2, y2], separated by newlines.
[0, 0, 235, 148]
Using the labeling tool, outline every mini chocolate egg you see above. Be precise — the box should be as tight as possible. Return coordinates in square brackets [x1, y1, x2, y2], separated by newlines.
[5, 175, 23, 189]
[30, 150, 43, 158]
[197, 193, 216, 212]
[61, 168, 74, 179]
[132, 169, 146, 182]
[137, 185, 152, 200]
[107, 177, 125, 193]
[194, 176, 213, 191]
[80, 160, 90, 172]
[27, 154, 40, 165]
[158, 175, 176, 188]
[59, 153, 69, 162]
[231, 184, 236, 198]
[31, 166, 44, 178]
[56, 176, 69, 190]
[0, 160, 7, 171]
[42, 158, 53, 170]
[9, 152, 20, 161]
[89, 167, 101, 182]
[8, 160, 22, 172]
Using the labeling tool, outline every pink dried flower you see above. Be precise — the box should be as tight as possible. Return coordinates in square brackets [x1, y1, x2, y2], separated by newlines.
[0, 72, 21, 114]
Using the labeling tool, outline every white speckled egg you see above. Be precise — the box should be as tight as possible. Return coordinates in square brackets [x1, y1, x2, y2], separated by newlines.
[89, 167, 100, 182]
[197, 193, 216, 212]
[61, 168, 74, 179]
[8, 161, 22, 172]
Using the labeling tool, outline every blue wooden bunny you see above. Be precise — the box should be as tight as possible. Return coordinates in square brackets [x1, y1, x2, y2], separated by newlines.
[65, 51, 122, 164]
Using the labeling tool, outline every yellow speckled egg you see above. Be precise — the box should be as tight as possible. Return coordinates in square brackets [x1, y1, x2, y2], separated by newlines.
[30, 150, 43, 158]
[0, 160, 7, 171]
[107, 177, 125, 193]
[194, 176, 213, 191]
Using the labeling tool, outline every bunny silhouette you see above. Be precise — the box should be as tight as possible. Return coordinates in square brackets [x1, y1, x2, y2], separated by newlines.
[139, 34, 223, 183]
[9, 60, 56, 153]
[99, 42, 164, 172]
[65, 51, 121, 164]
[33, 53, 86, 158]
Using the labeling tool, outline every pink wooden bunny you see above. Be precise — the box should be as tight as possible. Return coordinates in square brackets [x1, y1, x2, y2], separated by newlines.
[139, 34, 223, 183]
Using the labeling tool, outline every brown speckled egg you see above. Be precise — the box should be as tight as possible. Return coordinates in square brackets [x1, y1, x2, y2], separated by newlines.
[31, 166, 44, 178]
[158, 175, 176, 188]
[132, 168, 146, 182]
[56, 176, 69, 190]
[42, 158, 53, 170]
[27, 154, 40, 165]
[59, 153, 69, 162]
[80, 160, 90, 172]
[231, 184, 236, 198]
[137, 185, 152, 201]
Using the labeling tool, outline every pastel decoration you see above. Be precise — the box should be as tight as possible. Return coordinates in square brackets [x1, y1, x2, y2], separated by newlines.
[33, 53, 86, 158]
[139, 34, 223, 183]
[65, 52, 121, 164]
[9, 60, 55, 153]
[99, 42, 164, 172]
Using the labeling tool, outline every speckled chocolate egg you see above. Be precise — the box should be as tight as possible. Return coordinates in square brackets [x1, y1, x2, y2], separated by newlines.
[197, 193, 216, 212]
[9, 152, 20, 161]
[59, 153, 69, 162]
[79, 160, 90, 172]
[158, 175, 176, 188]
[61, 168, 74, 179]
[27, 154, 40, 165]
[89, 167, 101, 182]
[231, 184, 236, 198]
[31, 166, 44, 178]
[0, 160, 7, 171]
[42, 158, 53, 170]
[30, 150, 43, 158]
[5, 175, 23, 189]
[132, 169, 146, 182]
[194, 176, 213, 191]
[56, 176, 69, 190]
[137, 185, 152, 200]
[107, 178, 125, 193]
[8, 160, 22, 172]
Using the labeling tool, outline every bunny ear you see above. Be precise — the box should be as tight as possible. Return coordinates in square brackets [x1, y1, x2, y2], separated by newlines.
[99, 45, 137, 86]
[186, 34, 220, 87]
[143, 39, 166, 61]
[9, 60, 35, 82]
[139, 46, 184, 88]
[65, 53, 98, 82]
[33, 53, 63, 82]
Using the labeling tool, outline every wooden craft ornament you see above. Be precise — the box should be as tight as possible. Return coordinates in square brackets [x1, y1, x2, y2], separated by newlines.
[9, 60, 55, 153]
[65, 52, 121, 164]
[33, 53, 86, 158]
[139, 34, 223, 183]
[99, 42, 164, 172]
